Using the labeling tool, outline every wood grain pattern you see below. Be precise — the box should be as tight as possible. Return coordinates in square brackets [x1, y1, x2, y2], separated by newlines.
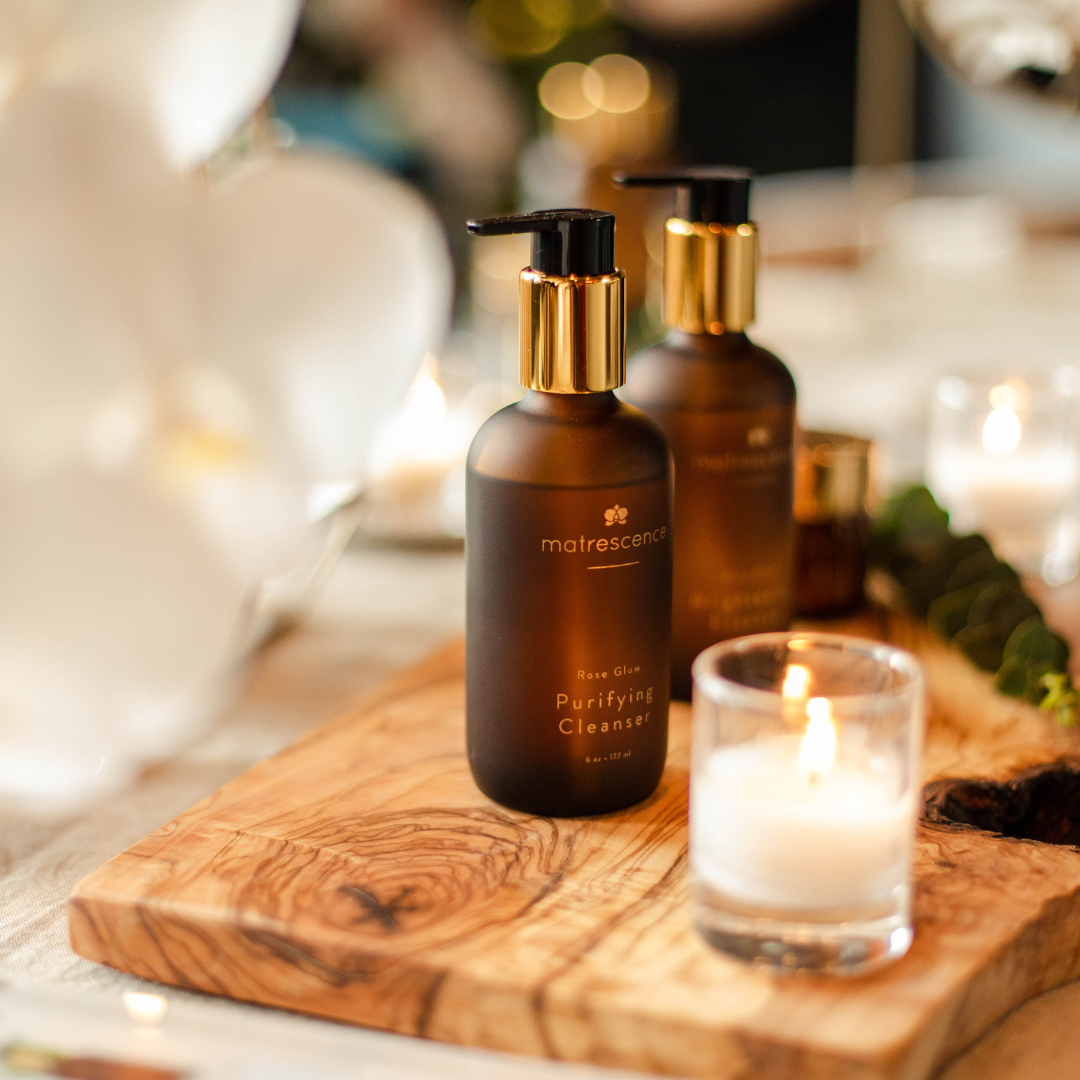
[69, 612, 1080, 1080]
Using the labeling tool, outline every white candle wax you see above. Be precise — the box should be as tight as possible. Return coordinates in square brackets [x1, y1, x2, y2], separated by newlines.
[928, 447, 1078, 533]
[693, 737, 912, 911]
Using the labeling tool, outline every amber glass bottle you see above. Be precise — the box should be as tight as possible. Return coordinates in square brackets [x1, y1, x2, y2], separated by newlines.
[465, 211, 672, 817]
[615, 170, 795, 700]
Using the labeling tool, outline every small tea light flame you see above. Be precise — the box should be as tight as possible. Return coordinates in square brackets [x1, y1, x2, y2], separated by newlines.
[798, 697, 837, 784]
[781, 663, 811, 699]
[122, 991, 168, 1025]
[399, 366, 449, 460]
[368, 354, 464, 483]
[982, 383, 1022, 455]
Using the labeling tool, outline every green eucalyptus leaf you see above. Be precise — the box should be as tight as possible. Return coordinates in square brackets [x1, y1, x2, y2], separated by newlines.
[928, 583, 983, 640]
[875, 485, 950, 542]
[1024, 660, 1054, 705]
[994, 656, 1027, 698]
[902, 563, 955, 617]
[954, 623, 1008, 672]
[940, 533, 993, 572]
[946, 550, 1020, 593]
[1004, 617, 1067, 669]
[967, 579, 1040, 638]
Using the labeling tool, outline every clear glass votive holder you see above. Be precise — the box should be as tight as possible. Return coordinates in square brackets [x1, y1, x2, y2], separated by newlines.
[691, 632, 925, 975]
[926, 370, 1080, 585]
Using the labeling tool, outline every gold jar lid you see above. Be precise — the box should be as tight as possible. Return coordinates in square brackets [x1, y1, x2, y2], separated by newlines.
[795, 430, 874, 523]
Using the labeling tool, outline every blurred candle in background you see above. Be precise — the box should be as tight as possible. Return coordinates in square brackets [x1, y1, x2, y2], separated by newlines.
[926, 371, 1080, 584]
[360, 355, 472, 542]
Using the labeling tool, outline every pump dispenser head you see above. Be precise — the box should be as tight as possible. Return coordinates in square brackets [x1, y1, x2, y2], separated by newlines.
[467, 210, 625, 394]
[613, 167, 756, 335]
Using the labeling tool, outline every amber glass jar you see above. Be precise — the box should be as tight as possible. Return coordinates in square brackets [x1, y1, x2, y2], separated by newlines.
[794, 430, 873, 617]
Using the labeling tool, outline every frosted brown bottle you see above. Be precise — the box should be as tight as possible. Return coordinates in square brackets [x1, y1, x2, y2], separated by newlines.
[465, 210, 672, 817]
[615, 170, 795, 700]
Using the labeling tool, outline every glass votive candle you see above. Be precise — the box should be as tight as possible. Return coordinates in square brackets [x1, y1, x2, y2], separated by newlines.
[690, 632, 924, 975]
[926, 370, 1080, 584]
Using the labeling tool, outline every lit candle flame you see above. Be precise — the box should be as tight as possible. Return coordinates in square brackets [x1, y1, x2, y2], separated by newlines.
[368, 354, 463, 483]
[122, 991, 168, 1025]
[982, 383, 1021, 455]
[781, 663, 811, 699]
[798, 697, 836, 784]
[401, 363, 448, 451]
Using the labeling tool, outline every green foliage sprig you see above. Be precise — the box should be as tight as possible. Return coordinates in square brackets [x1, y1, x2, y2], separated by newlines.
[871, 486, 1077, 726]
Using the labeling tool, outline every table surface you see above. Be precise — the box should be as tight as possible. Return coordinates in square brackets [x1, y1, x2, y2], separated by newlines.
[8, 212, 1080, 1076]
[4, 540, 1080, 1080]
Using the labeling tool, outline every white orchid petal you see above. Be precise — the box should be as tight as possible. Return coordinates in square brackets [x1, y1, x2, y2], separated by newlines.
[200, 152, 454, 482]
[0, 87, 451, 813]
[0, 0, 301, 168]
[131, 0, 302, 169]
[0, 85, 198, 367]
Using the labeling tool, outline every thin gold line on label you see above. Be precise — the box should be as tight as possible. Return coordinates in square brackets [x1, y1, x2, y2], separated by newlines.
[587, 561, 640, 570]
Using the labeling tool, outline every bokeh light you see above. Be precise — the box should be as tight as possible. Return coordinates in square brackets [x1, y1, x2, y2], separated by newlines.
[471, 0, 609, 59]
[472, 0, 572, 59]
[123, 991, 169, 1025]
[536, 53, 674, 166]
[539, 62, 603, 119]
[585, 54, 650, 113]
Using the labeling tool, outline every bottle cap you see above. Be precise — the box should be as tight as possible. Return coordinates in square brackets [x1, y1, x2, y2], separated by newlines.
[613, 167, 757, 335]
[467, 210, 625, 394]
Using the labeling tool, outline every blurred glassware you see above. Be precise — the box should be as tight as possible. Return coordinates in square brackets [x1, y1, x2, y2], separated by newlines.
[517, 134, 591, 212]
[900, 0, 1080, 114]
[469, 230, 531, 385]
[0, 0, 302, 169]
[881, 194, 1026, 267]
[926, 370, 1080, 585]
[297, 0, 526, 297]
[0, 85, 451, 816]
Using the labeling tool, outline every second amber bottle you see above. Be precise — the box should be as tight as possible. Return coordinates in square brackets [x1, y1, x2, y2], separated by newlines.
[617, 169, 796, 700]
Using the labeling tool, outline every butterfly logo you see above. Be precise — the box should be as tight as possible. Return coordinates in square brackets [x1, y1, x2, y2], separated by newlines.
[604, 504, 628, 526]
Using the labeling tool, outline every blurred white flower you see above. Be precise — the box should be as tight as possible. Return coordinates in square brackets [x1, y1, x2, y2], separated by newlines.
[0, 0, 301, 168]
[0, 85, 451, 815]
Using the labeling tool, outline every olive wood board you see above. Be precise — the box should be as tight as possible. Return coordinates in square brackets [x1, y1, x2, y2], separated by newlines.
[69, 610, 1080, 1080]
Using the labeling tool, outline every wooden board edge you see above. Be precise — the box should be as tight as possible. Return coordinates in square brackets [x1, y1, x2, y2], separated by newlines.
[904, 865, 1080, 1080]
[68, 875, 905, 1080]
[67, 636, 467, 923]
[68, 833, 1080, 1080]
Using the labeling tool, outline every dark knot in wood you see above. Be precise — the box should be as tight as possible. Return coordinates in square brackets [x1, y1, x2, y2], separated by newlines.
[340, 885, 421, 931]
[924, 759, 1080, 847]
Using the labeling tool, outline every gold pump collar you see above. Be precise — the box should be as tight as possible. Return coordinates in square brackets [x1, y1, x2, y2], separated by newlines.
[663, 218, 757, 335]
[519, 267, 625, 393]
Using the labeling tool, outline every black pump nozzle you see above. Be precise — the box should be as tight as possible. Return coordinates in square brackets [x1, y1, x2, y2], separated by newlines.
[612, 167, 753, 226]
[467, 209, 615, 277]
